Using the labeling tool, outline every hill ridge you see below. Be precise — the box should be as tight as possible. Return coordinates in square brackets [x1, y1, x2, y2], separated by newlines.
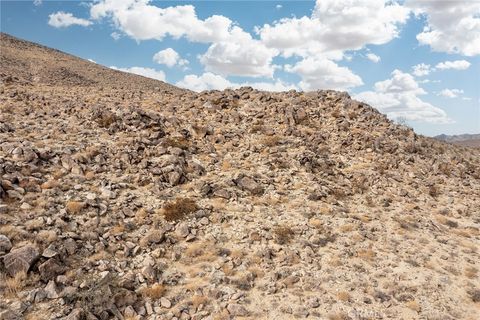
[1, 33, 480, 320]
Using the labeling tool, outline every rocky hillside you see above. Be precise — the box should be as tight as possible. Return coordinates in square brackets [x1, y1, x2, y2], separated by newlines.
[1, 33, 479, 320]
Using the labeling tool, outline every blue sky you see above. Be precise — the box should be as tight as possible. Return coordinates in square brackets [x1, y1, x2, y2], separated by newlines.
[1, 0, 479, 136]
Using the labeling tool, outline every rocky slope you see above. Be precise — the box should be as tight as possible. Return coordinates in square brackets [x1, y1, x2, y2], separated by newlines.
[1, 33, 479, 320]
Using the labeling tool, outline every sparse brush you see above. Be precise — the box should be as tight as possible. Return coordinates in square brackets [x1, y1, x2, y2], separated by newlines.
[274, 226, 294, 244]
[161, 137, 190, 150]
[36, 229, 58, 244]
[3, 271, 27, 297]
[141, 283, 165, 299]
[328, 312, 349, 320]
[162, 198, 198, 222]
[336, 291, 351, 302]
[96, 110, 117, 128]
[465, 266, 478, 279]
[331, 109, 341, 118]
[428, 185, 439, 197]
[191, 295, 209, 309]
[66, 201, 85, 214]
[468, 289, 480, 302]
[405, 300, 421, 312]
[260, 136, 281, 147]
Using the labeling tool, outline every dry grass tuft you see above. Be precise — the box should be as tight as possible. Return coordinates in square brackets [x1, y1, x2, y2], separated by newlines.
[36, 229, 58, 244]
[336, 291, 351, 302]
[273, 225, 294, 245]
[191, 295, 209, 309]
[184, 241, 217, 262]
[161, 137, 190, 150]
[141, 283, 165, 299]
[428, 185, 439, 198]
[405, 300, 421, 312]
[435, 215, 458, 228]
[328, 312, 349, 320]
[111, 224, 125, 236]
[162, 198, 198, 222]
[0, 225, 28, 241]
[3, 271, 27, 297]
[40, 179, 59, 189]
[260, 136, 281, 147]
[465, 267, 478, 279]
[357, 248, 376, 261]
[66, 201, 85, 214]
[96, 110, 118, 128]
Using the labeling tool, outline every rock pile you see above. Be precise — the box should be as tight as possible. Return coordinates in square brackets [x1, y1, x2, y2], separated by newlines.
[1, 33, 479, 320]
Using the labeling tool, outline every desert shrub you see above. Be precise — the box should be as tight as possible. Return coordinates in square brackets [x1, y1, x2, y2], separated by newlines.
[274, 226, 294, 244]
[161, 137, 190, 150]
[162, 198, 198, 221]
[428, 185, 439, 197]
[331, 109, 341, 118]
[66, 201, 85, 214]
[141, 283, 165, 299]
[469, 289, 480, 302]
[261, 136, 281, 147]
[96, 110, 117, 128]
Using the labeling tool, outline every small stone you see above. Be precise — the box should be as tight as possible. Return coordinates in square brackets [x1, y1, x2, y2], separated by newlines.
[236, 176, 264, 195]
[38, 259, 64, 281]
[176, 223, 189, 238]
[186, 234, 196, 242]
[44, 280, 59, 299]
[62, 308, 84, 320]
[142, 265, 156, 281]
[0, 234, 12, 254]
[20, 202, 32, 210]
[86, 193, 96, 200]
[140, 229, 165, 247]
[145, 301, 154, 315]
[42, 247, 58, 258]
[124, 306, 136, 318]
[305, 297, 319, 308]
[199, 217, 209, 225]
[3, 244, 39, 276]
[227, 304, 249, 316]
[160, 297, 172, 308]
[168, 171, 182, 186]
[0, 204, 8, 214]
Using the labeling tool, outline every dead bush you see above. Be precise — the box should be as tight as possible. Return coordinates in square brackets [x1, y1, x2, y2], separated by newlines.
[274, 226, 294, 244]
[161, 137, 190, 150]
[96, 110, 117, 128]
[162, 198, 198, 221]
[141, 283, 165, 299]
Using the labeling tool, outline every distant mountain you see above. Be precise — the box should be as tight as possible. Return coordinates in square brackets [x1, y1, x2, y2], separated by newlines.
[435, 133, 480, 147]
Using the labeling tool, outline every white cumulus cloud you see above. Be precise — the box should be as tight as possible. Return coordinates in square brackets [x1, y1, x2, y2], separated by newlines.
[110, 66, 166, 81]
[406, 0, 480, 56]
[366, 53, 381, 63]
[435, 60, 471, 70]
[200, 29, 278, 78]
[153, 48, 188, 68]
[438, 89, 464, 98]
[412, 63, 431, 77]
[354, 69, 451, 123]
[258, 0, 410, 58]
[176, 72, 297, 92]
[90, 1, 276, 78]
[285, 57, 362, 91]
[48, 11, 92, 28]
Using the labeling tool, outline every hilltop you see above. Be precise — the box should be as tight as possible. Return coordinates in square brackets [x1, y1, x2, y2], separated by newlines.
[1, 33, 479, 320]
